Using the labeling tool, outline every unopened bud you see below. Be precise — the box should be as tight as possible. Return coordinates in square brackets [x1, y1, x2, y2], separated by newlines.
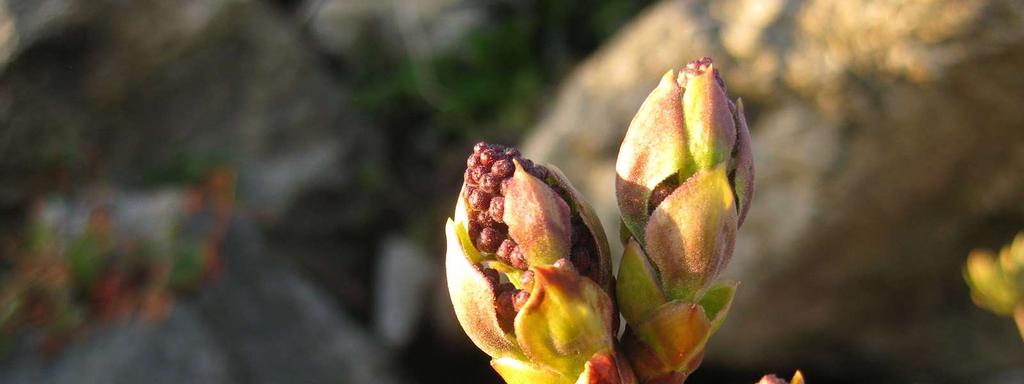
[445, 143, 622, 382]
[963, 232, 1024, 340]
[615, 57, 752, 300]
[614, 58, 753, 382]
[756, 371, 805, 384]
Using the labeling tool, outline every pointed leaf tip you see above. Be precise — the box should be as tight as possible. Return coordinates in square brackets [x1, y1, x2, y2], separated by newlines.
[682, 63, 736, 172]
[504, 159, 572, 266]
[698, 281, 738, 334]
[791, 371, 805, 384]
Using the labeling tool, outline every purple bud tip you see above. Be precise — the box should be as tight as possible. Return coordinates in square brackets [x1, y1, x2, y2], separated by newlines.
[488, 196, 505, 224]
[680, 56, 725, 90]
[512, 290, 530, 312]
[473, 141, 489, 153]
[461, 142, 600, 291]
[468, 189, 491, 211]
[684, 57, 714, 75]
[462, 142, 549, 269]
[519, 270, 535, 291]
[477, 227, 505, 253]
[481, 267, 500, 287]
[497, 239, 528, 270]
[495, 283, 519, 332]
[491, 159, 515, 179]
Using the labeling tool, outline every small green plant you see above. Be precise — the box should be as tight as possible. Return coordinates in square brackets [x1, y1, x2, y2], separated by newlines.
[964, 232, 1024, 340]
[0, 168, 235, 357]
[445, 58, 787, 383]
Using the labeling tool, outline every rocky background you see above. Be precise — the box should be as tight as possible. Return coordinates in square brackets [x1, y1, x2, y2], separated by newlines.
[1, 0, 1022, 383]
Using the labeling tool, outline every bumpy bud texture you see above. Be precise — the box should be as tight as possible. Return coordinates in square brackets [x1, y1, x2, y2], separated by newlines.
[447, 143, 626, 383]
[449, 56, 757, 384]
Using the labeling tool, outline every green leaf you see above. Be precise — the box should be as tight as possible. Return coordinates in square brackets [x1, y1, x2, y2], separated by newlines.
[453, 186, 484, 263]
[67, 233, 106, 287]
[617, 238, 666, 325]
[682, 63, 736, 173]
[632, 301, 710, 375]
[515, 265, 614, 376]
[699, 281, 738, 334]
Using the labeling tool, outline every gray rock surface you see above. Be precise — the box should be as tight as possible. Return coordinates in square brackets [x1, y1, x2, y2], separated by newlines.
[0, 306, 233, 384]
[195, 219, 401, 384]
[0, 0, 368, 221]
[374, 236, 433, 348]
[0, 2, 408, 381]
[524, 0, 1024, 381]
[300, 0, 484, 60]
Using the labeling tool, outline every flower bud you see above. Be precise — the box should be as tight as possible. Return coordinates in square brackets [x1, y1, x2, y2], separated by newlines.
[483, 263, 635, 384]
[616, 279, 736, 382]
[757, 372, 805, 384]
[614, 58, 751, 382]
[447, 143, 624, 382]
[503, 159, 572, 266]
[963, 232, 1024, 339]
[615, 58, 753, 298]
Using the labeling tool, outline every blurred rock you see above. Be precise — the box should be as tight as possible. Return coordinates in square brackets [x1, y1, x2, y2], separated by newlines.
[0, 0, 96, 72]
[0, 0, 370, 222]
[0, 307, 234, 384]
[195, 219, 401, 384]
[982, 368, 1024, 384]
[374, 236, 433, 348]
[299, 0, 485, 60]
[39, 188, 189, 246]
[524, 0, 1024, 381]
[0, 2, 14, 69]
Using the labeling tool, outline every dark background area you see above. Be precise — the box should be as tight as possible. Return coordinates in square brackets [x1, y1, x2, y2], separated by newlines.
[1, 0, 1023, 383]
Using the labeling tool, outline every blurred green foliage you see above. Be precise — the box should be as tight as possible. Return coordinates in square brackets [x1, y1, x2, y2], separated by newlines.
[351, 0, 654, 142]
[141, 150, 233, 187]
[169, 242, 206, 292]
[344, 0, 654, 251]
[0, 169, 234, 357]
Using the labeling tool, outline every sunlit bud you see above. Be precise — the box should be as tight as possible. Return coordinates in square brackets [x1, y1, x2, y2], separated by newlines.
[963, 232, 1024, 340]
[614, 58, 752, 382]
[757, 371, 805, 384]
[615, 57, 751, 300]
[446, 143, 625, 382]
